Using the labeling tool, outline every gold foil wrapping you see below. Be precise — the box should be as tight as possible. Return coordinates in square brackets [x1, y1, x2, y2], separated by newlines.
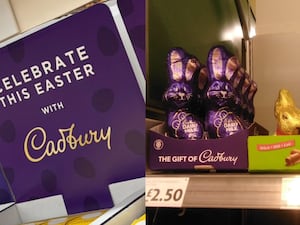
[274, 89, 300, 135]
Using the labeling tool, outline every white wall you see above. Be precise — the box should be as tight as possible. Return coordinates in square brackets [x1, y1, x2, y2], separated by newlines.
[253, 0, 300, 133]
[0, 0, 92, 42]
[0, 0, 19, 41]
[10, 0, 92, 32]
[256, 0, 300, 34]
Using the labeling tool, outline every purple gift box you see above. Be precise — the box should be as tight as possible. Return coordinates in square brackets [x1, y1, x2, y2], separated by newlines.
[148, 122, 268, 171]
[0, 1, 145, 215]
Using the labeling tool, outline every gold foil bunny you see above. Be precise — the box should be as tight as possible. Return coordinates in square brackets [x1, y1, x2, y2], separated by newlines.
[274, 89, 300, 135]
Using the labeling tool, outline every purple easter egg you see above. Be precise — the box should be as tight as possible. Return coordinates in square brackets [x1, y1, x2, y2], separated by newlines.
[206, 107, 246, 138]
[166, 109, 204, 140]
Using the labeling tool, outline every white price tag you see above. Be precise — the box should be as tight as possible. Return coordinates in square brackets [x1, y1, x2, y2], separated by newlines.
[281, 177, 300, 207]
[145, 177, 189, 207]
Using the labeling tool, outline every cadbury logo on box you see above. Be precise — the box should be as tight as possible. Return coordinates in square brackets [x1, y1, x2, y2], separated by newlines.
[24, 123, 111, 163]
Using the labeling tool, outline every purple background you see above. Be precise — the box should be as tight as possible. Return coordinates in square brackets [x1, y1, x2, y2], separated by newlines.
[118, 0, 145, 75]
[0, 2, 145, 214]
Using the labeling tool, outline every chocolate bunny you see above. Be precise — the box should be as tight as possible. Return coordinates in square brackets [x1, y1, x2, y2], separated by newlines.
[229, 65, 257, 125]
[162, 47, 205, 139]
[205, 46, 246, 138]
[274, 88, 300, 135]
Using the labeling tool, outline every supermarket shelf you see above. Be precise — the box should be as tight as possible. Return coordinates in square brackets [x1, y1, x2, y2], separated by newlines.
[146, 171, 300, 210]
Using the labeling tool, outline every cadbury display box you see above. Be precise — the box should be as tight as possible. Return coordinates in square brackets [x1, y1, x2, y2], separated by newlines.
[0, 0, 145, 217]
[147, 120, 268, 171]
[146, 0, 268, 172]
[248, 135, 300, 172]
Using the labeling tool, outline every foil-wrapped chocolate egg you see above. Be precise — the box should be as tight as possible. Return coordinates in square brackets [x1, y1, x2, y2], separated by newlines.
[167, 110, 204, 139]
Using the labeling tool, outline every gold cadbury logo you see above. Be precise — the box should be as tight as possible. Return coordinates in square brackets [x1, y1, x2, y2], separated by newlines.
[24, 123, 111, 162]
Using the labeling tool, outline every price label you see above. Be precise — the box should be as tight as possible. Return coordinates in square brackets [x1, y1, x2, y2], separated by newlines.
[281, 177, 300, 207]
[145, 177, 189, 207]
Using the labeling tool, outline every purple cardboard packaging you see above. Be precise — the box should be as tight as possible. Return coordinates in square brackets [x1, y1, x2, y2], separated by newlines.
[148, 122, 268, 171]
[0, 0, 145, 215]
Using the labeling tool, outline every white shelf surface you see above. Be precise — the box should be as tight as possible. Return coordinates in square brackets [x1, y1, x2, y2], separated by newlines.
[146, 172, 300, 210]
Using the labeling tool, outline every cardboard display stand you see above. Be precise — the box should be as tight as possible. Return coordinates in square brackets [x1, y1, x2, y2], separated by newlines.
[0, 163, 14, 206]
[0, 163, 20, 225]
[148, 121, 268, 171]
[0, 0, 145, 217]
